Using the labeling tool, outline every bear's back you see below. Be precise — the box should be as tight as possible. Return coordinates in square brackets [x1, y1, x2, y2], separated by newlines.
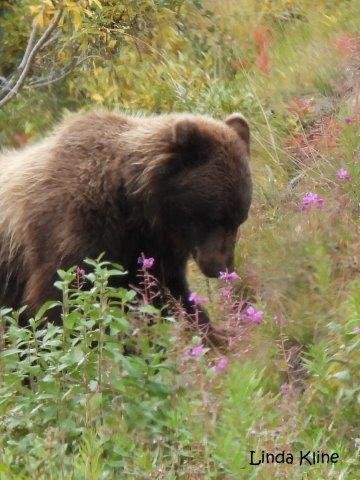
[0, 112, 136, 274]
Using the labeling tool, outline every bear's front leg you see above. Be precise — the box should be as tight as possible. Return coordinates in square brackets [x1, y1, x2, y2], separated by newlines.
[159, 260, 228, 346]
[22, 266, 61, 326]
[177, 288, 227, 347]
[162, 265, 212, 332]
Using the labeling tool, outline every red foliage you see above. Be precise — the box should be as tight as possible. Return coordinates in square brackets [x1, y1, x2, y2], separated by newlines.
[253, 25, 273, 74]
[13, 132, 30, 146]
[333, 34, 358, 57]
[256, 49, 270, 75]
[285, 133, 317, 160]
[285, 116, 342, 160]
[287, 97, 315, 117]
[253, 25, 272, 50]
[230, 25, 273, 74]
[312, 116, 341, 149]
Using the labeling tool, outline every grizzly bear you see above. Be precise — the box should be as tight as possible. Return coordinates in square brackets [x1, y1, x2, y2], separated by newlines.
[0, 110, 251, 336]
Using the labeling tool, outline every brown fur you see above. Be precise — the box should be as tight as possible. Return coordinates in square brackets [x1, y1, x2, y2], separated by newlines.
[0, 110, 252, 331]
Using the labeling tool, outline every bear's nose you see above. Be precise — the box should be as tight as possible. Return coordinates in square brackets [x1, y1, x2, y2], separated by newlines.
[196, 259, 227, 279]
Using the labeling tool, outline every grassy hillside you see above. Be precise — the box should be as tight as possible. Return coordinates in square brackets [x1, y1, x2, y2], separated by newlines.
[0, 1, 359, 479]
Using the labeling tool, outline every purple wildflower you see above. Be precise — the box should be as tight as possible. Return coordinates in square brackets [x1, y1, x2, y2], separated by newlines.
[76, 266, 85, 278]
[301, 192, 324, 211]
[215, 356, 229, 373]
[189, 292, 208, 305]
[343, 117, 353, 125]
[337, 168, 352, 181]
[138, 256, 155, 269]
[354, 326, 360, 334]
[219, 271, 240, 282]
[241, 305, 264, 324]
[186, 344, 205, 357]
[280, 383, 290, 395]
[75, 266, 86, 289]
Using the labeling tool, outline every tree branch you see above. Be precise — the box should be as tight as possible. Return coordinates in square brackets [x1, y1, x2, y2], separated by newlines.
[27, 54, 101, 88]
[18, 22, 38, 70]
[0, 9, 63, 108]
[28, 56, 79, 88]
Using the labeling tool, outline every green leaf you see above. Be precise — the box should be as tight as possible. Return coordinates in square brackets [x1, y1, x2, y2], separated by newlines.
[139, 304, 160, 315]
[64, 311, 81, 329]
[35, 300, 61, 322]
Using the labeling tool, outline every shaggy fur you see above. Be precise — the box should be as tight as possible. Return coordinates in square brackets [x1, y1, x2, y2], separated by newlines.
[0, 110, 252, 332]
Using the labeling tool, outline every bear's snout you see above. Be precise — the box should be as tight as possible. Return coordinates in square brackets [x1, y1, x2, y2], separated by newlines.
[195, 255, 234, 278]
[193, 234, 235, 278]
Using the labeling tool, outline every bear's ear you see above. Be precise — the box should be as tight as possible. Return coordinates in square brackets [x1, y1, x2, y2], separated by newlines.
[172, 119, 207, 167]
[224, 113, 250, 147]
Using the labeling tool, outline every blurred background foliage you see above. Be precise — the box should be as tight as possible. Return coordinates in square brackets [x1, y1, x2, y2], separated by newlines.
[0, 0, 213, 143]
[0, 0, 356, 146]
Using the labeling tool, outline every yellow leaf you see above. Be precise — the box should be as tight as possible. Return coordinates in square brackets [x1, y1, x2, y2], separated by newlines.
[72, 9, 83, 30]
[33, 12, 44, 28]
[91, 93, 104, 102]
[29, 5, 41, 14]
[89, 0, 103, 8]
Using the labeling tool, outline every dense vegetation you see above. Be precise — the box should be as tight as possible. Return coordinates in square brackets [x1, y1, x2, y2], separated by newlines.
[0, 1, 359, 478]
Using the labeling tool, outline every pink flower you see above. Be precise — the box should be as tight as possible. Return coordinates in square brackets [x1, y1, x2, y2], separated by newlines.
[215, 356, 229, 373]
[301, 192, 324, 211]
[219, 271, 240, 282]
[241, 305, 264, 324]
[337, 168, 351, 181]
[138, 256, 155, 269]
[76, 266, 85, 278]
[344, 117, 353, 125]
[280, 383, 290, 395]
[189, 292, 208, 305]
[354, 326, 360, 334]
[186, 344, 205, 357]
[75, 266, 86, 289]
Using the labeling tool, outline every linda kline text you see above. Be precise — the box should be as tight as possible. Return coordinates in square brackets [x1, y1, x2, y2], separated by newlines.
[249, 450, 339, 466]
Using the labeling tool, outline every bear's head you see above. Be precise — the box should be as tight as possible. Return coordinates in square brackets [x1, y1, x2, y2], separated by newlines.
[129, 113, 252, 278]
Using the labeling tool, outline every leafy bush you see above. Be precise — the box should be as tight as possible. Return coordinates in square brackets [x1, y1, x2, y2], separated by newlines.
[0, 258, 183, 477]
